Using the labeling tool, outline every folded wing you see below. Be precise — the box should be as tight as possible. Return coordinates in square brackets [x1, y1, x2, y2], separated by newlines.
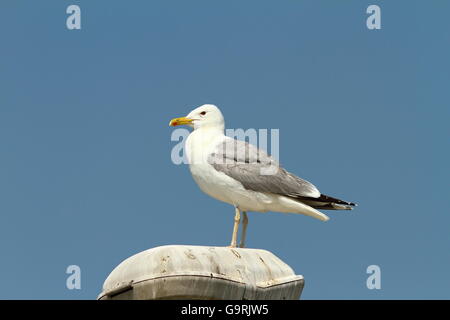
[208, 137, 321, 199]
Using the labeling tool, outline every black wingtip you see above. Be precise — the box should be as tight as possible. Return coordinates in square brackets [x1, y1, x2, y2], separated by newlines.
[317, 194, 357, 206]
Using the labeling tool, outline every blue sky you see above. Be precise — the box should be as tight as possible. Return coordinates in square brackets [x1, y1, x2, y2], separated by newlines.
[0, 1, 448, 299]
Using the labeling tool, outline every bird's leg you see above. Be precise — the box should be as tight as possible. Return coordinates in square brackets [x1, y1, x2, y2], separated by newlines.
[230, 207, 241, 248]
[239, 212, 248, 248]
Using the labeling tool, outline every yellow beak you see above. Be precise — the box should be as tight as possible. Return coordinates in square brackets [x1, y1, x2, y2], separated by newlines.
[169, 117, 193, 126]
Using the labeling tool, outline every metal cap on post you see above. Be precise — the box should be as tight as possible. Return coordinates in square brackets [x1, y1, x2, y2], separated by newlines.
[98, 245, 304, 300]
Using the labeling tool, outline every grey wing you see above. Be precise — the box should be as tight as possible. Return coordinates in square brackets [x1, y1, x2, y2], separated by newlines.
[208, 138, 320, 198]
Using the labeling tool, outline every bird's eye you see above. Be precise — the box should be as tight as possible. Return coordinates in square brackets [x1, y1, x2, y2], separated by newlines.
[200, 111, 206, 116]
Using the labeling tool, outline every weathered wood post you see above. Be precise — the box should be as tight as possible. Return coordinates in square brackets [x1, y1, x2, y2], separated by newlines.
[98, 245, 304, 300]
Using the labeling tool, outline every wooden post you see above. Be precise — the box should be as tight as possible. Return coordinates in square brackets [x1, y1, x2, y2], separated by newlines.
[98, 245, 304, 300]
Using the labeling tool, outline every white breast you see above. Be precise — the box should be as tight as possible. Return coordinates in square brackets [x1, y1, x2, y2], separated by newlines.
[185, 128, 270, 211]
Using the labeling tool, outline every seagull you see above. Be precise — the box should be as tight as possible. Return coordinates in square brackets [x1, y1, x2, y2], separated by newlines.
[169, 104, 356, 248]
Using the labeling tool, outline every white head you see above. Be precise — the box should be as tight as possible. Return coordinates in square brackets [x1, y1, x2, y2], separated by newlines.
[169, 104, 225, 130]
